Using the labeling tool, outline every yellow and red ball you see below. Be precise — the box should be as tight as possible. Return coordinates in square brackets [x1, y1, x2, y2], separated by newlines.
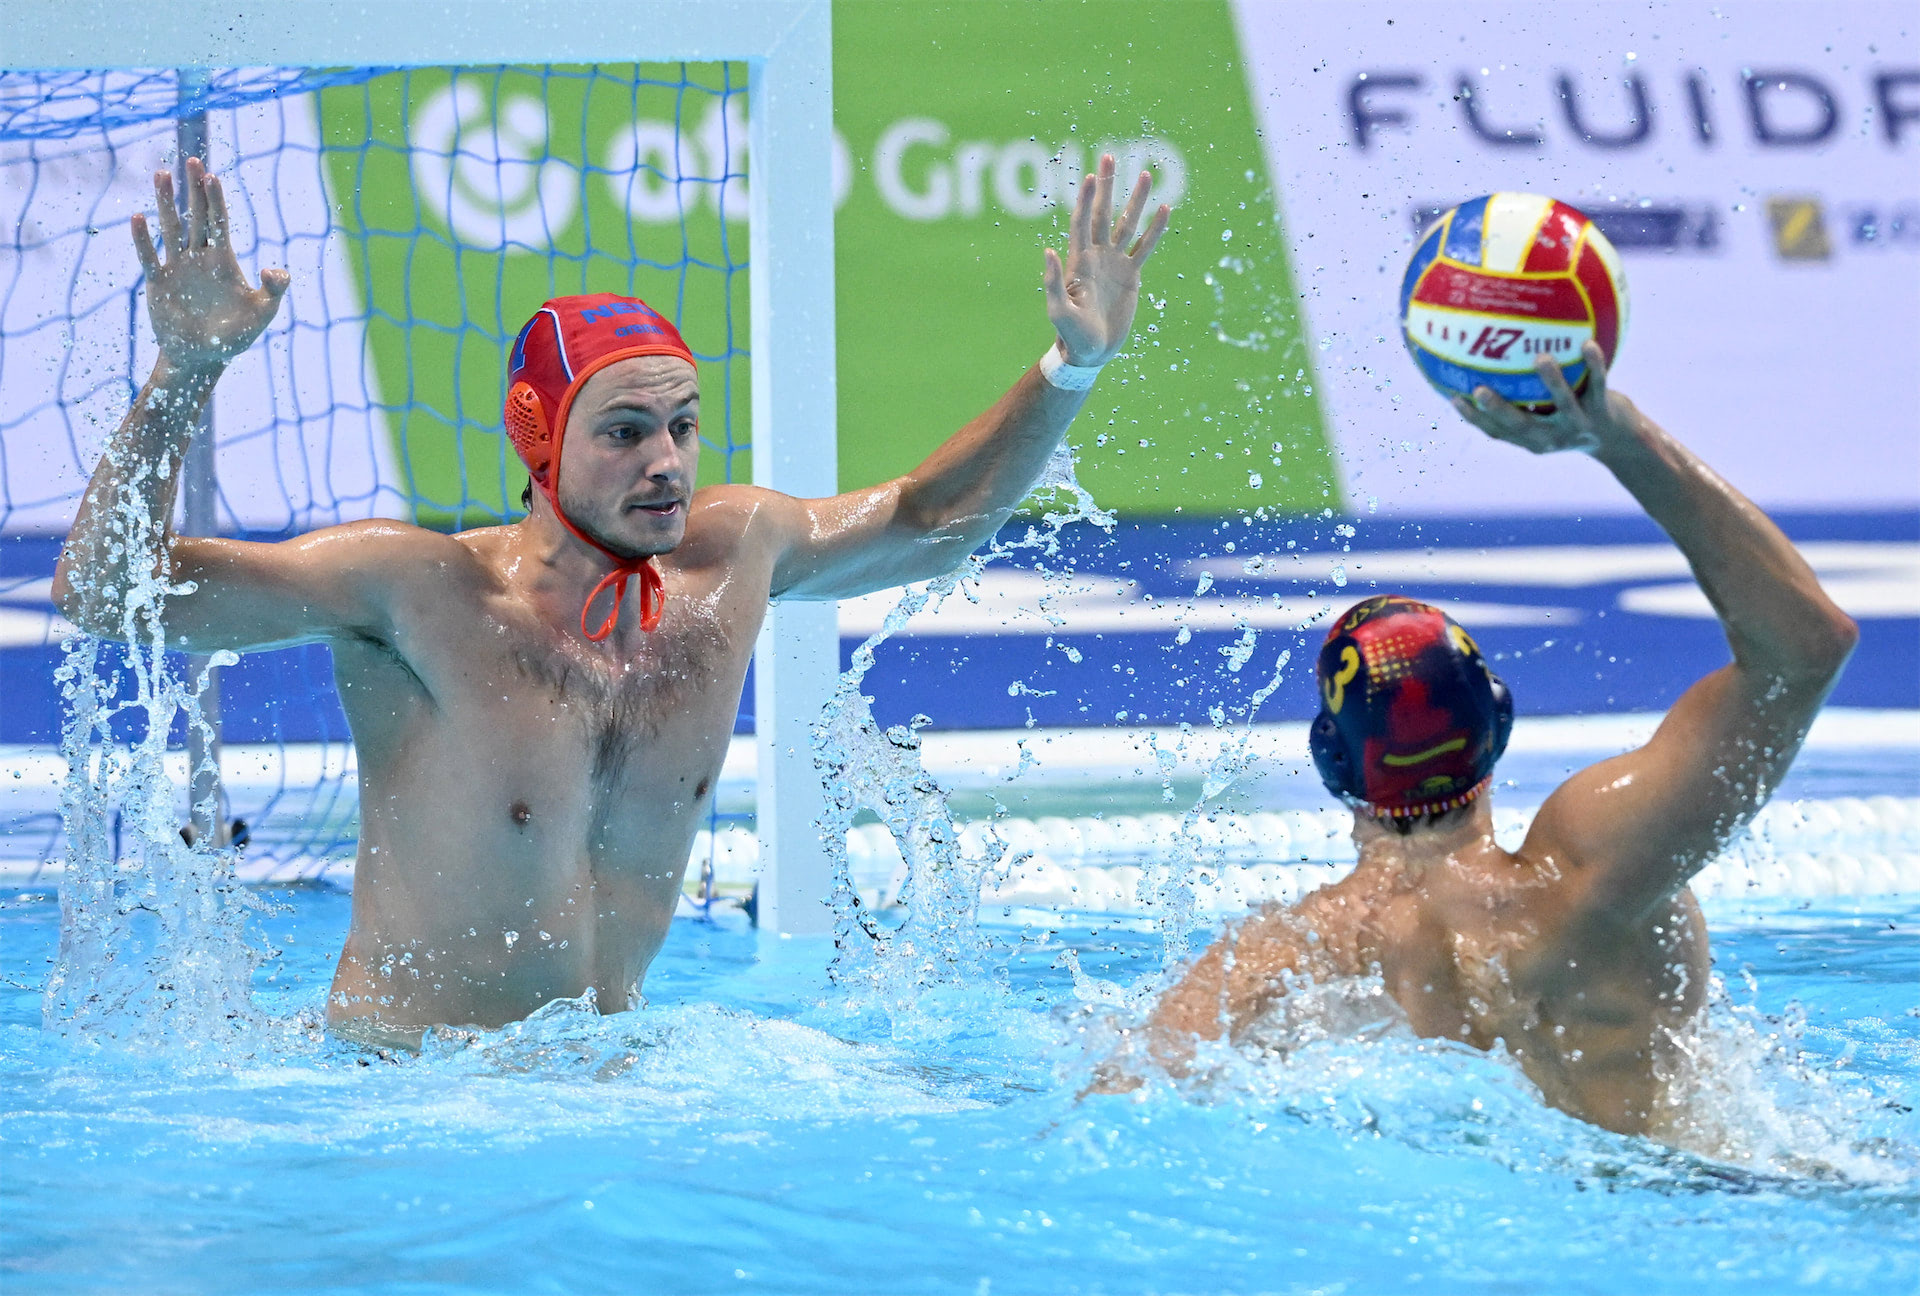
[1400, 193, 1629, 410]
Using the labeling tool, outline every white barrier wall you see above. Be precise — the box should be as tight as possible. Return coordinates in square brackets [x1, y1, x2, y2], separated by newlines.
[1234, 0, 1919, 515]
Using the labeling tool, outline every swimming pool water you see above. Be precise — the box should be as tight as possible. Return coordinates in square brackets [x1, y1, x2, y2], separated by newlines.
[2, 883, 1915, 1295]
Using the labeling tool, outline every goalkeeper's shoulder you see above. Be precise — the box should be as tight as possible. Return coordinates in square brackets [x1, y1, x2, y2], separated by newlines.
[281, 518, 474, 575]
[681, 482, 803, 551]
[157, 520, 471, 653]
[677, 481, 874, 576]
[268, 518, 487, 616]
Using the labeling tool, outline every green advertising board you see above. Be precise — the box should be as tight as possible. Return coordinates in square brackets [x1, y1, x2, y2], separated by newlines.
[319, 1, 1334, 526]
[319, 64, 753, 528]
[831, 1, 1334, 516]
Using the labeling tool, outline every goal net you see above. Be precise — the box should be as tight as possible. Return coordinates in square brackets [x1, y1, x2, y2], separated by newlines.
[0, 62, 752, 877]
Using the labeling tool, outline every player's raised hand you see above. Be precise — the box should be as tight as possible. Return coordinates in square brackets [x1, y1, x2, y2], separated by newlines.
[130, 156, 290, 373]
[1043, 153, 1172, 369]
[1450, 341, 1645, 458]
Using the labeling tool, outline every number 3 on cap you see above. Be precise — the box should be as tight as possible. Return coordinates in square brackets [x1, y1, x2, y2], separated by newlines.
[1323, 645, 1361, 714]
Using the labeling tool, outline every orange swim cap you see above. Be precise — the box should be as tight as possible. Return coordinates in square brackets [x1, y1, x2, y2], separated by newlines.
[504, 294, 698, 641]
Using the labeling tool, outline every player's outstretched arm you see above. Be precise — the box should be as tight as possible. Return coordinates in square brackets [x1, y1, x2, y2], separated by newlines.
[53, 160, 415, 654]
[1454, 346, 1858, 922]
[750, 153, 1170, 601]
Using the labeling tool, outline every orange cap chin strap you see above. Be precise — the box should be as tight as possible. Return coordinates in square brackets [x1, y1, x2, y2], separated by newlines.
[581, 557, 665, 642]
[526, 393, 667, 643]
[513, 350, 681, 642]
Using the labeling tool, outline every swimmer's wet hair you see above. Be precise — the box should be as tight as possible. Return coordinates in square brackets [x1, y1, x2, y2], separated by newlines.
[521, 477, 533, 512]
[1380, 803, 1474, 837]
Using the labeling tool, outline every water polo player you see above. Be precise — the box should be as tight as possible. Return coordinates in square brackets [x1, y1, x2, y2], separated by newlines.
[54, 154, 1170, 1047]
[1097, 343, 1857, 1136]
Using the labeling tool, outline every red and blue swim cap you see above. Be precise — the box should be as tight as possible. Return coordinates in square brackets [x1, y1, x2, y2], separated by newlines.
[1309, 596, 1513, 818]
[503, 293, 697, 641]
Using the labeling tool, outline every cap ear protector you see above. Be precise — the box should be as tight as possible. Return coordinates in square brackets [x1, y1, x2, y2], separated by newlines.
[1309, 641, 1363, 800]
[1487, 672, 1515, 766]
[1309, 704, 1361, 802]
[504, 381, 553, 488]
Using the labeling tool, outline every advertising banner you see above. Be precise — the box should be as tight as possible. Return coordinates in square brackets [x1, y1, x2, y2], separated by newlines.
[828, 1, 1334, 514]
[7, 3, 1912, 536]
[1232, 0, 1920, 514]
[313, 3, 1338, 520]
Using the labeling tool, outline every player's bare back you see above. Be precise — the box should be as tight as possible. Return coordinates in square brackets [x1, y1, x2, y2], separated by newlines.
[1215, 818, 1709, 1135]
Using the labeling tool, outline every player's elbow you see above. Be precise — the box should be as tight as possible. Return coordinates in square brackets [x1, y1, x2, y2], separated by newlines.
[881, 531, 988, 594]
[891, 481, 998, 567]
[50, 551, 118, 639]
[50, 555, 78, 621]
[1820, 610, 1859, 672]
[1828, 609, 1860, 657]
[892, 475, 970, 539]
[1802, 606, 1859, 678]
[1764, 606, 1858, 692]
[1727, 568, 1862, 692]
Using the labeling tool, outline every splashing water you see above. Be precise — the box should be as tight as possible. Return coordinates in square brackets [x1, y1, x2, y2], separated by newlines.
[408, 992, 994, 1121]
[813, 442, 1117, 1036]
[813, 661, 1006, 1039]
[21, 424, 1914, 1252]
[1655, 971, 1918, 1184]
[41, 451, 263, 1051]
[39, 451, 1898, 1204]
[813, 438, 1320, 1020]
[1124, 646, 1294, 969]
[1061, 947, 1914, 1192]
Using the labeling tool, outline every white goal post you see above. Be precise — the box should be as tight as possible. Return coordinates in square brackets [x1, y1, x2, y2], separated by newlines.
[4, 0, 842, 934]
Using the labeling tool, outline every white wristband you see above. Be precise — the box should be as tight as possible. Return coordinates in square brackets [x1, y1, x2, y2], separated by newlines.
[1039, 344, 1103, 392]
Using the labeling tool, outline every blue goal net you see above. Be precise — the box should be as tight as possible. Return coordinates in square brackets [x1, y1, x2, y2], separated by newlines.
[0, 62, 752, 876]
